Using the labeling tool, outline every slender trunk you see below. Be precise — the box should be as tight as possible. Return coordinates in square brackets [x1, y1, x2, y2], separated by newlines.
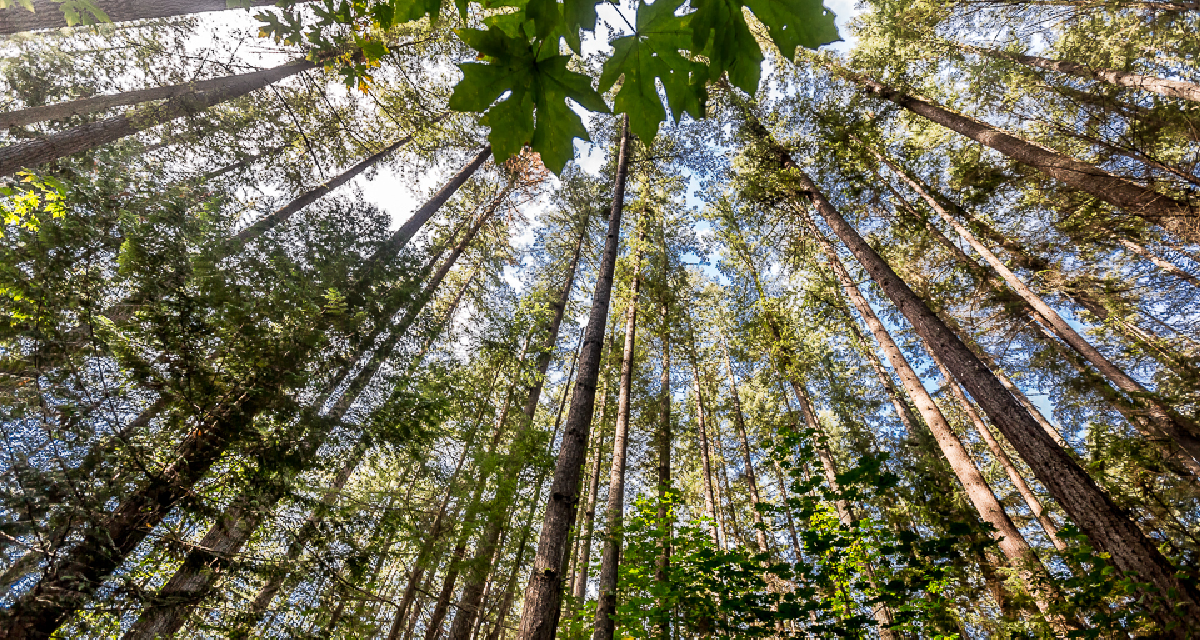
[0, 148, 489, 640]
[773, 139, 1200, 628]
[1, 65, 352, 128]
[515, 114, 632, 640]
[403, 570, 439, 640]
[771, 460, 802, 561]
[876, 149, 1200, 467]
[233, 124, 437, 243]
[655, 302, 672, 640]
[446, 217, 589, 640]
[930, 350, 1069, 552]
[0, 0, 285, 35]
[835, 67, 1200, 242]
[719, 334, 769, 553]
[1119, 238, 1200, 288]
[571, 374, 610, 601]
[968, 44, 1200, 104]
[0, 58, 318, 178]
[425, 539, 470, 640]
[687, 335, 722, 548]
[592, 222, 645, 640]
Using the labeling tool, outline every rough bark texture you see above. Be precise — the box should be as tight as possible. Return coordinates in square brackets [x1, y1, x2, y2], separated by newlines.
[592, 223, 645, 640]
[0, 58, 316, 178]
[781, 158, 1200, 630]
[515, 115, 631, 640]
[845, 71, 1200, 243]
[0, 0, 282, 34]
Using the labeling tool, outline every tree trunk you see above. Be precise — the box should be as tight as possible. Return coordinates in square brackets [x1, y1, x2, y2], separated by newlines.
[874, 148, 1200, 468]
[798, 201, 1072, 627]
[837, 68, 1200, 243]
[233, 126, 435, 243]
[687, 332, 723, 548]
[720, 334, 769, 553]
[0, 0, 285, 35]
[1119, 238, 1200, 288]
[0, 58, 317, 178]
[515, 114, 632, 640]
[655, 301, 672, 640]
[771, 137, 1200, 628]
[0, 147, 489, 640]
[592, 222, 646, 640]
[1, 64, 348, 128]
[968, 44, 1200, 104]
[771, 459, 802, 561]
[446, 215, 589, 640]
[571, 375, 610, 602]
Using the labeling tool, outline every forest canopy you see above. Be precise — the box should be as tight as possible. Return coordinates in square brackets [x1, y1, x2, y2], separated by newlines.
[0, 0, 1199, 638]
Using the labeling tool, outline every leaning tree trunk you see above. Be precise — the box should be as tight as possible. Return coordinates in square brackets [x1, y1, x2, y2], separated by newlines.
[1118, 238, 1200, 288]
[0, 146, 490, 640]
[719, 333, 770, 554]
[832, 65, 1200, 243]
[873, 148, 1200, 468]
[768, 131, 1200, 628]
[798, 202, 1073, 628]
[515, 114, 632, 640]
[966, 44, 1200, 104]
[445, 215, 590, 640]
[592, 222, 646, 640]
[0, 57, 319, 178]
[0, 63, 360, 128]
[0, 0, 288, 34]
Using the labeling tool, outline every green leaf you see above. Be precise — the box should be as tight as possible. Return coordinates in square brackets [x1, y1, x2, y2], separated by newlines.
[741, 0, 839, 58]
[690, 0, 762, 93]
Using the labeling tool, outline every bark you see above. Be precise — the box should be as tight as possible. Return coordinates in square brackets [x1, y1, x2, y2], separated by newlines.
[655, 302, 671, 640]
[771, 460, 802, 561]
[687, 332, 723, 548]
[839, 68, 1200, 243]
[424, 539, 470, 640]
[571, 375, 610, 602]
[1, 65, 328, 128]
[768, 132, 1200, 628]
[0, 58, 317, 178]
[968, 45, 1200, 104]
[515, 114, 631, 640]
[233, 125, 434, 243]
[720, 333, 770, 553]
[592, 222, 646, 640]
[798, 201, 1071, 627]
[1119, 238, 1200, 288]
[929, 350, 1069, 552]
[0, 148, 488, 640]
[875, 149, 1200, 467]
[0, 0, 284, 34]
[446, 215, 589, 640]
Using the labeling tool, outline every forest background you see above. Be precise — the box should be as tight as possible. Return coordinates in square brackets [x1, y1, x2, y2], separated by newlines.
[0, 0, 1198, 638]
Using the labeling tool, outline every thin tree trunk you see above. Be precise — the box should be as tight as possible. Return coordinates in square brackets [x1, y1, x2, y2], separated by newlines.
[515, 114, 632, 640]
[233, 123, 438, 243]
[0, 0, 283, 35]
[799, 202, 1072, 627]
[446, 216, 589, 640]
[0, 65, 347, 128]
[967, 44, 1200, 103]
[0, 58, 318, 178]
[687, 333, 723, 548]
[930, 350, 1068, 552]
[771, 460, 802, 561]
[765, 125, 1200, 627]
[1119, 238, 1200, 288]
[0, 147, 489, 640]
[719, 333, 769, 553]
[655, 301, 672, 640]
[571, 374, 610, 601]
[592, 222, 646, 640]
[834, 67, 1200, 243]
